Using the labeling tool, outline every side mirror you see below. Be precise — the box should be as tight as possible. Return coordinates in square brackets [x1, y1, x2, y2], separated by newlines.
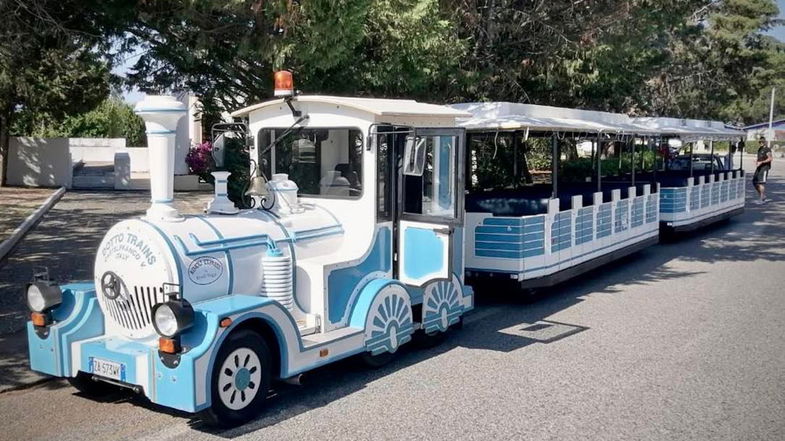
[212, 134, 226, 168]
[403, 135, 426, 176]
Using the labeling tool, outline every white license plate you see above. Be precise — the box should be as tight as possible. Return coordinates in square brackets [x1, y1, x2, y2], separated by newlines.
[89, 357, 126, 382]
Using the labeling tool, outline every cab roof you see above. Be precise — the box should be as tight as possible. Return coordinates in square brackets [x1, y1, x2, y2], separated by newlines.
[230, 95, 471, 119]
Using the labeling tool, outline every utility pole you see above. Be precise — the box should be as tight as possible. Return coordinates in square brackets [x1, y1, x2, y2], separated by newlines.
[768, 87, 776, 148]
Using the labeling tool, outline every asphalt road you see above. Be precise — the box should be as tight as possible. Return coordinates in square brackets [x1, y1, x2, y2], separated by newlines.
[1, 160, 784, 441]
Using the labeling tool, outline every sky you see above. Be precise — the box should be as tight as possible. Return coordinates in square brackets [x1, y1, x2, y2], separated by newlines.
[117, 2, 785, 104]
[767, 0, 785, 41]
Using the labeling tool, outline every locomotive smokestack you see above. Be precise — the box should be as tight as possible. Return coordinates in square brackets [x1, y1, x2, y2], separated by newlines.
[134, 95, 187, 221]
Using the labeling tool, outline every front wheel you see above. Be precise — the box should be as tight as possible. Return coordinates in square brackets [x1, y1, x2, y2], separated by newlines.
[200, 330, 272, 428]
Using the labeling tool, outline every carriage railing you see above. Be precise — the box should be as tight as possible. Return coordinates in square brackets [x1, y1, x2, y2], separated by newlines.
[659, 170, 745, 225]
[466, 184, 659, 278]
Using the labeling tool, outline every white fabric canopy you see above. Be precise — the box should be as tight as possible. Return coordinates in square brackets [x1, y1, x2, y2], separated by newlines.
[451, 102, 657, 135]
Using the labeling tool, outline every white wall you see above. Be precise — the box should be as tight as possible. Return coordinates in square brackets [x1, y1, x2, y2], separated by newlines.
[7, 137, 73, 188]
[174, 93, 202, 175]
[69, 138, 127, 163]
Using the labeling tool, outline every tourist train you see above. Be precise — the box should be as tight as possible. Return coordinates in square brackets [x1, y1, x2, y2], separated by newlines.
[25, 72, 745, 427]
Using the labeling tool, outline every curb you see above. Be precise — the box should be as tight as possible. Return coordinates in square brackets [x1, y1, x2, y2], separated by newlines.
[0, 187, 66, 261]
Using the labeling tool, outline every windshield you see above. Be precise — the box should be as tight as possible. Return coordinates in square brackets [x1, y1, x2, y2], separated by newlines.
[668, 155, 723, 171]
[257, 127, 363, 199]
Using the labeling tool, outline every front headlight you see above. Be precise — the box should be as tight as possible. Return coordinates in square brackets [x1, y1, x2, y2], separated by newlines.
[152, 299, 194, 338]
[25, 282, 62, 313]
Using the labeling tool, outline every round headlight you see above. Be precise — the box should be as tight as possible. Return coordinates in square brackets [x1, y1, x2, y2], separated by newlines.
[153, 304, 179, 337]
[152, 299, 194, 338]
[25, 282, 62, 313]
[27, 284, 46, 312]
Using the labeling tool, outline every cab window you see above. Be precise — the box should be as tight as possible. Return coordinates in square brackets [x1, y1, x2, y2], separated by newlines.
[258, 128, 363, 199]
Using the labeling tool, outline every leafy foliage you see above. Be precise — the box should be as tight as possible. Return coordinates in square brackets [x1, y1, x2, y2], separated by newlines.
[18, 98, 146, 146]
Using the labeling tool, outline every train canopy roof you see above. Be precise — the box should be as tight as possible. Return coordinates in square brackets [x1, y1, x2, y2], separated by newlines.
[451, 102, 657, 135]
[631, 117, 744, 140]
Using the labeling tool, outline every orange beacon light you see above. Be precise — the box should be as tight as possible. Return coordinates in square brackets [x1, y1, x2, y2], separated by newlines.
[274, 70, 294, 97]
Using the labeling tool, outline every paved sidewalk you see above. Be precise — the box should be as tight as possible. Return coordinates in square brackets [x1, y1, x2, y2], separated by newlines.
[0, 187, 59, 243]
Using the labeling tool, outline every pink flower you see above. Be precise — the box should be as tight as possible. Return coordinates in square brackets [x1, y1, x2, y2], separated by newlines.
[186, 141, 213, 174]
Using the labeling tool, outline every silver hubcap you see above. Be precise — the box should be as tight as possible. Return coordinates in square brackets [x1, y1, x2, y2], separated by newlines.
[218, 348, 262, 410]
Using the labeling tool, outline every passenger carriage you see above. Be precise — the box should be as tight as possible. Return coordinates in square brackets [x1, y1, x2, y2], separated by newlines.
[631, 118, 746, 233]
[451, 102, 661, 289]
[25, 76, 474, 427]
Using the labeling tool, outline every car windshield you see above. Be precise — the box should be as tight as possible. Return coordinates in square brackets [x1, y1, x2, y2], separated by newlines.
[668, 155, 722, 171]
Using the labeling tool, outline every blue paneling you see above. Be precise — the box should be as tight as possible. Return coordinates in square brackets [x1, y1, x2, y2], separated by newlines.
[701, 186, 710, 208]
[474, 215, 545, 259]
[631, 199, 644, 228]
[403, 226, 445, 279]
[328, 227, 392, 324]
[28, 284, 104, 378]
[575, 207, 594, 245]
[689, 187, 700, 210]
[646, 195, 658, 223]
[597, 205, 612, 238]
[615, 200, 629, 232]
[711, 184, 720, 205]
[550, 212, 572, 252]
[660, 188, 687, 213]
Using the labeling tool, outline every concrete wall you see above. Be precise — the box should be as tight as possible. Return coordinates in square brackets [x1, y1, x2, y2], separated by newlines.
[69, 138, 127, 164]
[7, 137, 73, 188]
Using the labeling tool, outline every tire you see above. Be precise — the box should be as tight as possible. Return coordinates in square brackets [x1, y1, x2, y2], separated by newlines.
[414, 329, 448, 348]
[415, 316, 462, 348]
[359, 350, 397, 369]
[199, 330, 272, 428]
[67, 371, 119, 397]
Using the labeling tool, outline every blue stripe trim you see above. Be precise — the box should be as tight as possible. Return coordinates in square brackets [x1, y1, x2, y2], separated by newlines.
[146, 129, 177, 135]
[152, 198, 173, 203]
[525, 230, 657, 272]
[216, 193, 228, 197]
[195, 217, 234, 294]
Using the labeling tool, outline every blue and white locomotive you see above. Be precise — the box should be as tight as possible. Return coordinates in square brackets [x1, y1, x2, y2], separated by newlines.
[25, 78, 473, 426]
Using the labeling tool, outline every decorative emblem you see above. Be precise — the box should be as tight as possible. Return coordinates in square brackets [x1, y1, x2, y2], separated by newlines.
[188, 256, 223, 285]
[100, 271, 127, 301]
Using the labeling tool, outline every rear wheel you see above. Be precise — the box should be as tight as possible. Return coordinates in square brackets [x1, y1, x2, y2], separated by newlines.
[67, 371, 119, 397]
[200, 330, 272, 428]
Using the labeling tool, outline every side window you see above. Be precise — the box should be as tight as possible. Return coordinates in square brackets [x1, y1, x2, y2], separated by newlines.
[257, 128, 363, 199]
[403, 135, 456, 218]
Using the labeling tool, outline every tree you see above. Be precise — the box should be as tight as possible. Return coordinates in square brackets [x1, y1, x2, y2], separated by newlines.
[643, 0, 783, 121]
[0, 0, 128, 185]
[18, 97, 147, 146]
[124, 0, 465, 117]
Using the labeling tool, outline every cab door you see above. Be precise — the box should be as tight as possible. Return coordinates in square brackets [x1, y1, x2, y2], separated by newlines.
[397, 128, 465, 286]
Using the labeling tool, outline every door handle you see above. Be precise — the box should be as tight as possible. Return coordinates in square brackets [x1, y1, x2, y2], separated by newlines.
[433, 227, 453, 235]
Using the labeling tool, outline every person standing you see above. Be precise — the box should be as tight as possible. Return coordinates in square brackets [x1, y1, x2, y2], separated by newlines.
[753, 136, 773, 203]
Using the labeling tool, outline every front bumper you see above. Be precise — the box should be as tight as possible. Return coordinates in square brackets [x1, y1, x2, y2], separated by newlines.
[27, 284, 223, 413]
